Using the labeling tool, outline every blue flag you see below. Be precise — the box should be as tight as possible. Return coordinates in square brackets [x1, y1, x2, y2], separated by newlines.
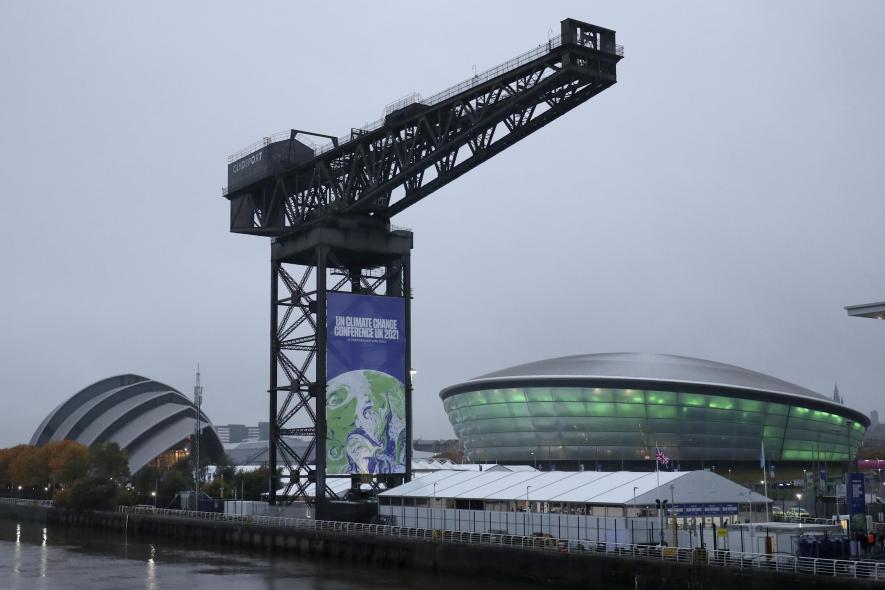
[760, 440, 766, 469]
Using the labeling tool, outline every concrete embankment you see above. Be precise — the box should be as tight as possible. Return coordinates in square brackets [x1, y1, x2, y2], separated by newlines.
[0, 503, 878, 590]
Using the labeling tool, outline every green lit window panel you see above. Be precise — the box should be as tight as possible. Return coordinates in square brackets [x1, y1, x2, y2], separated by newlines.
[781, 450, 815, 461]
[589, 388, 614, 402]
[482, 389, 513, 404]
[529, 417, 562, 431]
[587, 402, 616, 416]
[738, 399, 764, 412]
[471, 404, 502, 419]
[781, 439, 816, 451]
[763, 425, 785, 438]
[646, 391, 675, 404]
[551, 388, 585, 402]
[647, 405, 678, 419]
[707, 396, 735, 410]
[457, 396, 478, 408]
[766, 404, 788, 415]
[615, 403, 646, 418]
[680, 393, 707, 407]
[559, 401, 588, 417]
[680, 407, 710, 421]
[618, 389, 646, 404]
[501, 389, 527, 403]
[526, 401, 557, 417]
[525, 388, 554, 403]
[810, 410, 842, 425]
[764, 414, 787, 426]
[705, 409, 740, 423]
[739, 412, 764, 425]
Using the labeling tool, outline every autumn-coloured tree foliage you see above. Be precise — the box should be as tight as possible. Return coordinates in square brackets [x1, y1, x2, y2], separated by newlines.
[0, 441, 129, 494]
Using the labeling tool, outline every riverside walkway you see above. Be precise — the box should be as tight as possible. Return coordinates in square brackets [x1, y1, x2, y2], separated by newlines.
[113, 503, 885, 583]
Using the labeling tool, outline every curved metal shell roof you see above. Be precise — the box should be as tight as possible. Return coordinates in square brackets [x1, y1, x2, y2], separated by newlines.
[441, 352, 868, 424]
[30, 374, 221, 474]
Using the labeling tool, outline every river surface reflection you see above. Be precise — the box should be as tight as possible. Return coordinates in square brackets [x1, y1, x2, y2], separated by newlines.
[0, 517, 541, 590]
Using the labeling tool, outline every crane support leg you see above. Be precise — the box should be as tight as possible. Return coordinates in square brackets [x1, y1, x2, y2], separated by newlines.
[268, 220, 413, 506]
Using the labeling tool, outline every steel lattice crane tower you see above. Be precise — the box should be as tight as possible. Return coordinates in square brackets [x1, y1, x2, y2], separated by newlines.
[223, 18, 622, 508]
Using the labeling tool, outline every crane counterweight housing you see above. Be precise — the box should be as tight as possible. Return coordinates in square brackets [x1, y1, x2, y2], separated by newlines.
[223, 18, 622, 509]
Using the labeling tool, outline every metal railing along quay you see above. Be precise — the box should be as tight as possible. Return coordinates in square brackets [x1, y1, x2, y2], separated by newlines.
[118, 506, 885, 581]
[0, 497, 54, 508]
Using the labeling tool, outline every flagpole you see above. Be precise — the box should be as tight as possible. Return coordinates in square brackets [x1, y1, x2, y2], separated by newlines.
[655, 440, 661, 489]
[761, 440, 770, 522]
[655, 441, 662, 545]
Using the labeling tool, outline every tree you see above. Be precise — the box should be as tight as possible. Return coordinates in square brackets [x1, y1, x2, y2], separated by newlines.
[57, 476, 119, 511]
[203, 464, 236, 499]
[236, 467, 272, 500]
[88, 442, 129, 481]
[8, 445, 50, 487]
[0, 446, 24, 487]
[433, 449, 466, 464]
[45, 440, 89, 486]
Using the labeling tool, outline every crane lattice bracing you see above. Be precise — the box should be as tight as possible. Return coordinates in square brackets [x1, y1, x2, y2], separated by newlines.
[223, 18, 621, 507]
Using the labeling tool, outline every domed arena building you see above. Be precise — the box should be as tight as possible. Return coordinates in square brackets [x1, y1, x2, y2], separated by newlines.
[440, 353, 869, 472]
[31, 374, 222, 474]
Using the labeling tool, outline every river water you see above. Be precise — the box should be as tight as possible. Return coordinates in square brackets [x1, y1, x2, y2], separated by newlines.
[0, 517, 541, 590]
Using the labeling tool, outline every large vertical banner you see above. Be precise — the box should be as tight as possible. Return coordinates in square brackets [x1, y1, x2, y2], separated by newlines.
[326, 292, 406, 474]
[848, 472, 866, 532]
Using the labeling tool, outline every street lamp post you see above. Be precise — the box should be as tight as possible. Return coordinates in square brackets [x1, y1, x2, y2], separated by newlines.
[844, 300, 883, 526]
[526, 485, 532, 536]
[432, 482, 437, 530]
[633, 486, 638, 517]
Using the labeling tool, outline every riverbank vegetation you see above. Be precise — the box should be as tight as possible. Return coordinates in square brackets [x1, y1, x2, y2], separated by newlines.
[0, 441, 130, 509]
[1, 442, 273, 510]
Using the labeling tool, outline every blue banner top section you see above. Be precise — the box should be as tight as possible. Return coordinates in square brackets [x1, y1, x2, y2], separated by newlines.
[327, 292, 406, 382]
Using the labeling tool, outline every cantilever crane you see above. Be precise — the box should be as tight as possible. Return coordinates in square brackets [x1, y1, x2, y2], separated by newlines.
[223, 18, 622, 509]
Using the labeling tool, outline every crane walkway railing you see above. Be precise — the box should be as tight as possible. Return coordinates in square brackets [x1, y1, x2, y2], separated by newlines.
[118, 505, 885, 581]
[228, 31, 623, 163]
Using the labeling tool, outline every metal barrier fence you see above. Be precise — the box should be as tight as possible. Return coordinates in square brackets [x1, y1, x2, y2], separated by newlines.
[0, 497, 54, 508]
[775, 515, 841, 526]
[118, 506, 885, 581]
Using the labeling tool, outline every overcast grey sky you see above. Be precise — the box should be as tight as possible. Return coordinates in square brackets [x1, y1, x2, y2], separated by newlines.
[1, 1, 884, 448]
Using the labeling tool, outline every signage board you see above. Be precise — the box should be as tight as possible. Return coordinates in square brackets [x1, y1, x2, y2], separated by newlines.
[326, 292, 406, 474]
[671, 504, 739, 516]
[848, 472, 866, 517]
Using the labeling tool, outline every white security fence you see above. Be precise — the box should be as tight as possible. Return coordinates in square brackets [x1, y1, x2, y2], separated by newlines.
[379, 507, 853, 557]
[382, 506, 677, 546]
[118, 506, 885, 582]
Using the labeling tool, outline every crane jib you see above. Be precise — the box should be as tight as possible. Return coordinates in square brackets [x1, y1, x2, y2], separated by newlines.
[224, 18, 622, 238]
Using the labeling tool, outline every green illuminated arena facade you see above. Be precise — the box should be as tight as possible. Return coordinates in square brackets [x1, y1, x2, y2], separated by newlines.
[440, 353, 868, 469]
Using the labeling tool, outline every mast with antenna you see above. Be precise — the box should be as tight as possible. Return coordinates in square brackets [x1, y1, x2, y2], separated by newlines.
[193, 364, 203, 504]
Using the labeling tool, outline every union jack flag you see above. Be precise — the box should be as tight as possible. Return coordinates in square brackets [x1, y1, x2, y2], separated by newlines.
[655, 447, 670, 467]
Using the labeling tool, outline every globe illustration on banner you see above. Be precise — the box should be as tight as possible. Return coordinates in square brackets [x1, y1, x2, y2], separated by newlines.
[326, 369, 406, 474]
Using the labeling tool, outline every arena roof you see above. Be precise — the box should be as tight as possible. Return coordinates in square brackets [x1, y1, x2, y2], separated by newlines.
[379, 469, 770, 506]
[442, 352, 854, 409]
[31, 374, 222, 474]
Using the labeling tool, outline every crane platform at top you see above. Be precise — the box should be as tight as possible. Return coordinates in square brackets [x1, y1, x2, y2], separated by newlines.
[223, 18, 622, 238]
